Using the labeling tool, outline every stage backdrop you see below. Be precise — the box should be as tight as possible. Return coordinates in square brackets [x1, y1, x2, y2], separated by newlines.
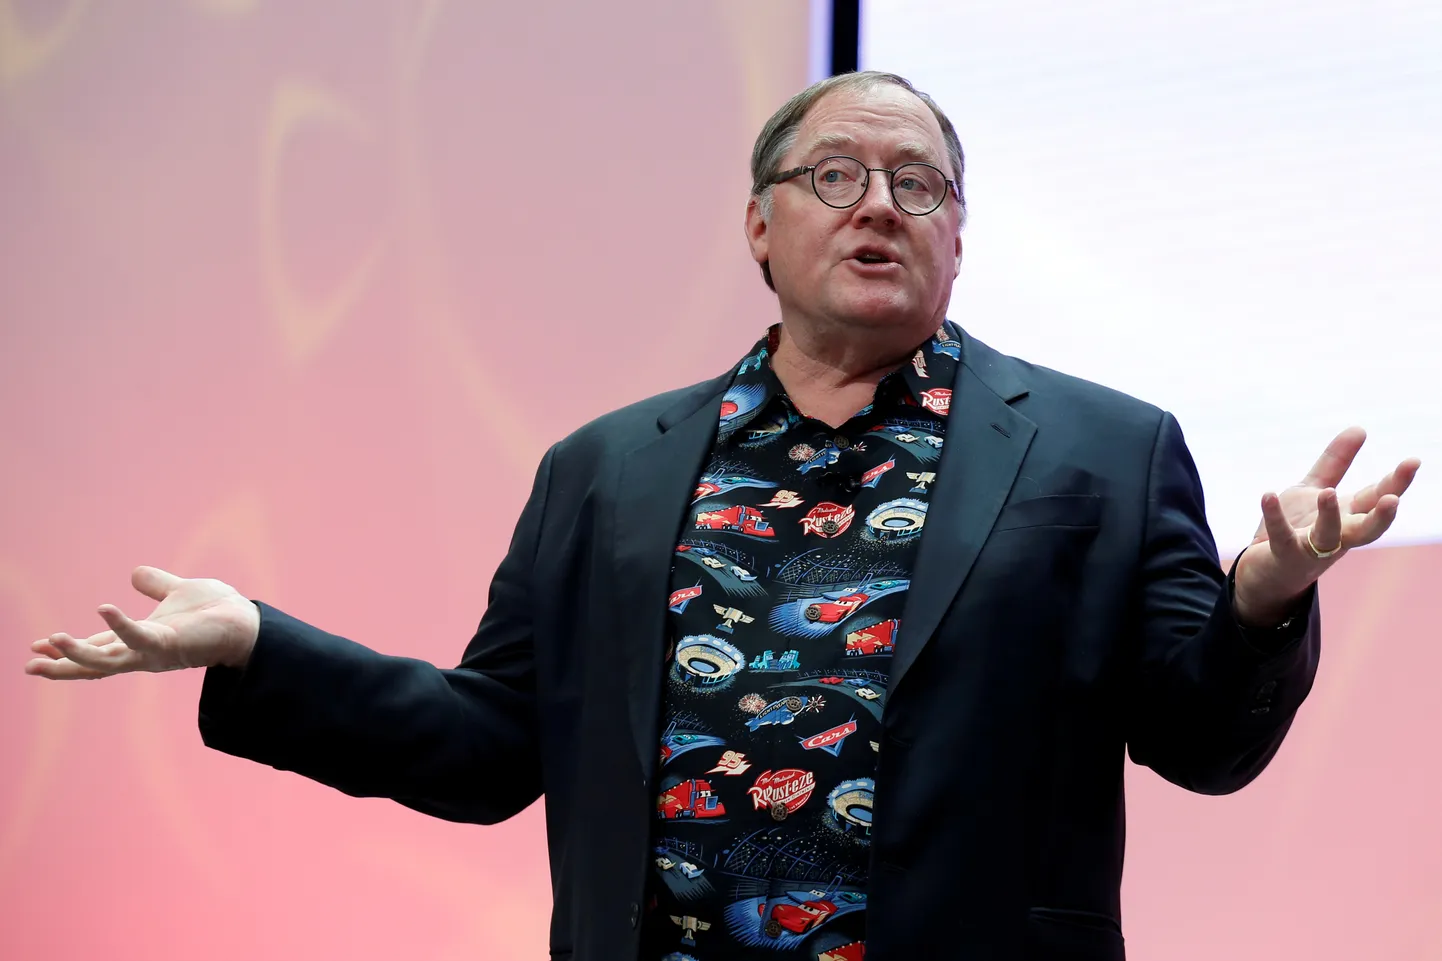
[1, 3, 1435, 961]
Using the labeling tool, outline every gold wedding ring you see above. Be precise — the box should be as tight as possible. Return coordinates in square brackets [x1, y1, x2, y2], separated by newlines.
[1306, 527, 1343, 560]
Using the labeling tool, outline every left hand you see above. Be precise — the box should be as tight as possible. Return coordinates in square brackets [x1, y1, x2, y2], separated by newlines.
[1233, 426, 1421, 627]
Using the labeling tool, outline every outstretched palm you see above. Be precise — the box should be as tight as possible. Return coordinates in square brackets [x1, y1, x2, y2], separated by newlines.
[24, 566, 259, 679]
[1235, 426, 1421, 624]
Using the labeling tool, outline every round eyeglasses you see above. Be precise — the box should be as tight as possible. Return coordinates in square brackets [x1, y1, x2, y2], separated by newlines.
[765, 155, 959, 216]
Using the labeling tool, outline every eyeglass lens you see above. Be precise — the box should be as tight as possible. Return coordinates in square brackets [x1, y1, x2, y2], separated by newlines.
[812, 156, 947, 215]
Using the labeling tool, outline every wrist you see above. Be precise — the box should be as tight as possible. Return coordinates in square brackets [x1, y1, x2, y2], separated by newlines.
[1233, 592, 1302, 629]
[220, 601, 261, 669]
[1232, 548, 1309, 628]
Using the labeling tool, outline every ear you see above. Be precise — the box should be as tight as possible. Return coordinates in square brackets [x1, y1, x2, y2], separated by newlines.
[953, 232, 963, 279]
[745, 193, 770, 269]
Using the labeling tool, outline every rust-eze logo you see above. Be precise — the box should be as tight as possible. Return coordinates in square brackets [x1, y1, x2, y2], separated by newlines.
[800, 502, 855, 538]
[747, 769, 816, 813]
[920, 388, 951, 416]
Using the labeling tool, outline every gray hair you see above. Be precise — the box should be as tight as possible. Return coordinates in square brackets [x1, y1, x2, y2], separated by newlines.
[750, 71, 967, 291]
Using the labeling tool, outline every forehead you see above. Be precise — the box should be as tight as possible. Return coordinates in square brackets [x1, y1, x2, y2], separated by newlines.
[792, 85, 946, 164]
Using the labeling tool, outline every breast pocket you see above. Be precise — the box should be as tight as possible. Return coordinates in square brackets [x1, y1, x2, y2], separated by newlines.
[992, 493, 1102, 532]
[965, 493, 1102, 620]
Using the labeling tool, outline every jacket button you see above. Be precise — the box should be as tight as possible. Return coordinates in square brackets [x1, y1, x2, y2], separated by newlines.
[629, 901, 640, 929]
[1251, 680, 1278, 715]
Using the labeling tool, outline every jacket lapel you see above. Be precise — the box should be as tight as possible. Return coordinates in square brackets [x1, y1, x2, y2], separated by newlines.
[890, 333, 1036, 693]
[614, 377, 730, 785]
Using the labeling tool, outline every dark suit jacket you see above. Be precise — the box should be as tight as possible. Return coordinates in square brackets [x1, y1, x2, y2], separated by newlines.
[199, 330, 1320, 961]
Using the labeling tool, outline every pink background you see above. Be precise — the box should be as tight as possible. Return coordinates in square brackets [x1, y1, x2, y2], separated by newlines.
[2, 2, 1437, 959]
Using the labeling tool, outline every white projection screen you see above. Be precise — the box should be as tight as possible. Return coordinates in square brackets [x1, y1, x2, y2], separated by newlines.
[862, 1, 1440, 554]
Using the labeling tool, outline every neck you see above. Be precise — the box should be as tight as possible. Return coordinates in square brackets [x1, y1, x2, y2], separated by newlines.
[770, 320, 932, 428]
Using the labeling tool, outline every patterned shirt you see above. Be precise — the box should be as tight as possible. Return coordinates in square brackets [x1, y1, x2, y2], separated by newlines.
[641, 322, 961, 961]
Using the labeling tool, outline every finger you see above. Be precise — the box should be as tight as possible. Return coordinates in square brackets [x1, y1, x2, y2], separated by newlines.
[1343, 493, 1401, 548]
[45, 636, 120, 675]
[1301, 426, 1367, 489]
[24, 655, 109, 680]
[37, 627, 119, 650]
[30, 637, 65, 658]
[1307, 488, 1344, 555]
[50, 626, 147, 669]
[97, 605, 160, 652]
[132, 566, 183, 603]
[1260, 492, 1300, 556]
[1349, 457, 1422, 514]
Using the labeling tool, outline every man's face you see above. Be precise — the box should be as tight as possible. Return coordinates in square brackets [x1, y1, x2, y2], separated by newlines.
[747, 85, 963, 335]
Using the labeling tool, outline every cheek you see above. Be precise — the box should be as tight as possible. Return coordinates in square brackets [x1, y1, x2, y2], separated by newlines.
[923, 232, 958, 281]
[789, 230, 833, 282]
[774, 223, 827, 273]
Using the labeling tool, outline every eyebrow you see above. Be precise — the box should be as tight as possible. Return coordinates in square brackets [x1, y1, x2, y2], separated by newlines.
[802, 132, 942, 166]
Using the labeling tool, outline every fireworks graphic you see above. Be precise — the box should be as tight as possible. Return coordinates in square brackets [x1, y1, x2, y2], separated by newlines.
[738, 693, 768, 714]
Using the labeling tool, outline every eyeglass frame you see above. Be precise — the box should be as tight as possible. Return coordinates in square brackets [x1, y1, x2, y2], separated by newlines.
[763, 155, 961, 216]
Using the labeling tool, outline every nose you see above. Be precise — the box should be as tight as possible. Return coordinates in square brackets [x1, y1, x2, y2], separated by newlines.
[850, 171, 900, 226]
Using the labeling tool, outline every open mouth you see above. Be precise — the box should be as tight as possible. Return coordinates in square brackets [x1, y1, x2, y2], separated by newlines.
[854, 254, 891, 264]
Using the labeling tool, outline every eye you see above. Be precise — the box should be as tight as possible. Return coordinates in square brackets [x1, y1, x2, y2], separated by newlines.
[815, 158, 863, 183]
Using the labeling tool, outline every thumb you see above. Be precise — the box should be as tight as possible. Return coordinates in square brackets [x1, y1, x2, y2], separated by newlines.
[98, 604, 164, 653]
[132, 565, 183, 602]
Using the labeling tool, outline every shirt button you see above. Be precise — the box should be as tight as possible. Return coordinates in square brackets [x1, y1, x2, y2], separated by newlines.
[833, 435, 851, 449]
[764, 918, 784, 937]
[769, 800, 789, 822]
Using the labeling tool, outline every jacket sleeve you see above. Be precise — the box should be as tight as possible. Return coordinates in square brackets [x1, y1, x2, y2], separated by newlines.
[1124, 412, 1321, 795]
[196, 448, 554, 825]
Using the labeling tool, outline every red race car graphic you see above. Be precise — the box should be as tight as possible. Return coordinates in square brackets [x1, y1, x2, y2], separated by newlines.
[803, 592, 868, 623]
[845, 619, 898, 656]
[657, 779, 726, 820]
[695, 505, 776, 537]
[764, 897, 838, 934]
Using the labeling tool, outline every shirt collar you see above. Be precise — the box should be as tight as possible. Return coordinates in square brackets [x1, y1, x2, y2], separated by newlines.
[715, 320, 961, 442]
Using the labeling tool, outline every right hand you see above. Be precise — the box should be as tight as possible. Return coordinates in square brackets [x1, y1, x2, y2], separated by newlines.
[23, 566, 260, 680]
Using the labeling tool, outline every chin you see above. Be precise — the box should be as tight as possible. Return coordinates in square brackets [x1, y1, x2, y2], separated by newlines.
[827, 291, 919, 328]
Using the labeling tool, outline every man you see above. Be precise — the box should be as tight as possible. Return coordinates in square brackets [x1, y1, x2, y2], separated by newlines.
[25, 72, 1419, 961]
